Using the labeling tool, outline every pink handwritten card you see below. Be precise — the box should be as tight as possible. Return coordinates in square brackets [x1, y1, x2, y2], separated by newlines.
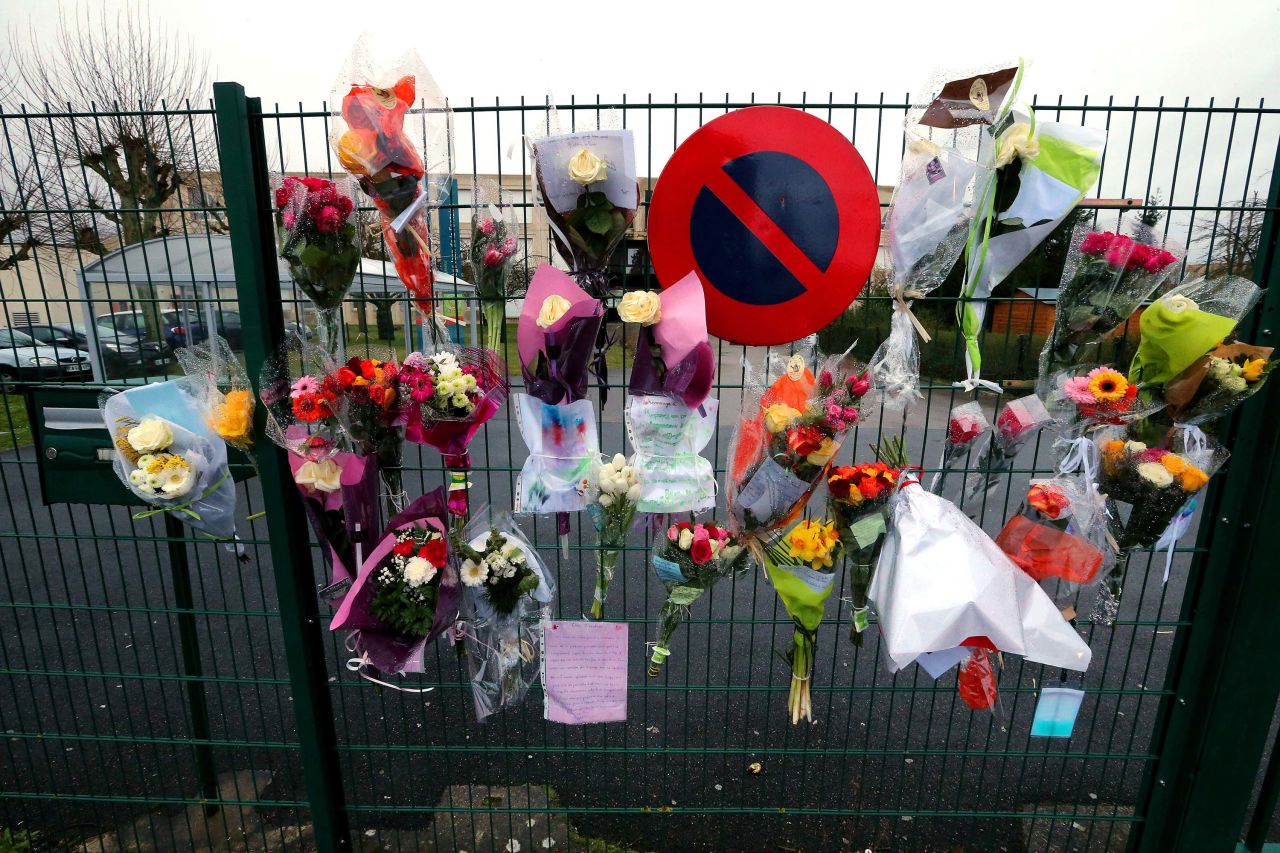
[542, 620, 628, 724]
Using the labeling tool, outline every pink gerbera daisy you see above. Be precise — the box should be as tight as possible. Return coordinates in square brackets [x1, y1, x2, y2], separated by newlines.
[290, 376, 320, 399]
[1061, 376, 1095, 406]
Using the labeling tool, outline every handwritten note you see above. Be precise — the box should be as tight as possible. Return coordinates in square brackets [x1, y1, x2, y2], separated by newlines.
[627, 396, 716, 513]
[542, 620, 628, 725]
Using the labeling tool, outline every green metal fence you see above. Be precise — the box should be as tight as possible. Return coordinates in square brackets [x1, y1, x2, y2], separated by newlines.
[1, 84, 1278, 852]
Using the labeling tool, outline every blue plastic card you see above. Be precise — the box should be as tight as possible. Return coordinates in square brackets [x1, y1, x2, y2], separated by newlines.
[1031, 687, 1085, 738]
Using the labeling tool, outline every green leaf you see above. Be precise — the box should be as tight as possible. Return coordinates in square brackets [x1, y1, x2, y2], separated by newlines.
[667, 586, 705, 607]
[584, 208, 612, 235]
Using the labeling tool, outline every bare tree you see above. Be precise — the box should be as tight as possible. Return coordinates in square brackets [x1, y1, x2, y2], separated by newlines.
[1193, 190, 1268, 279]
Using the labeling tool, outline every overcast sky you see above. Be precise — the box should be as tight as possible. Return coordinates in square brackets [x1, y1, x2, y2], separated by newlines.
[4, 0, 1279, 107]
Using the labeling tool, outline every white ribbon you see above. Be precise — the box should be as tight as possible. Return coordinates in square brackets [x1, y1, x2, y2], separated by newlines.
[1154, 497, 1197, 584]
[343, 632, 434, 694]
[1056, 436, 1100, 483]
[954, 351, 1004, 394]
[1176, 423, 1210, 467]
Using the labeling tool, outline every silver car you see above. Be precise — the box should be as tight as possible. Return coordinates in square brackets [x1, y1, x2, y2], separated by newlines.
[0, 327, 93, 389]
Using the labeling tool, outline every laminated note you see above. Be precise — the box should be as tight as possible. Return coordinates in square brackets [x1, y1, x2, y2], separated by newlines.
[542, 620, 628, 724]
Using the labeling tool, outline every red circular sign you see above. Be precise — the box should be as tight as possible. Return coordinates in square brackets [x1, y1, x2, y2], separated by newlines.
[647, 106, 881, 346]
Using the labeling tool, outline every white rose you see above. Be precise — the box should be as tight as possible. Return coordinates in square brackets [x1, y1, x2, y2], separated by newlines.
[127, 417, 173, 453]
[160, 464, 196, 498]
[295, 459, 343, 493]
[567, 147, 609, 185]
[720, 545, 742, 562]
[618, 290, 662, 325]
[1123, 441, 1147, 454]
[536, 294, 572, 329]
[995, 122, 1040, 168]
[1137, 461, 1174, 488]
[599, 493, 614, 508]
[626, 483, 642, 502]
[1164, 294, 1199, 314]
[678, 528, 694, 550]
[403, 556, 437, 588]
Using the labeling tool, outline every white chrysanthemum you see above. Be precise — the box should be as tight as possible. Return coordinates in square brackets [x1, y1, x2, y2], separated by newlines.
[403, 556, 437, 587]
[451, 394, 471, 410]
[502, 544, 526, 565]
[129, 468, 154, 493]
[160, 464, 196, 497]
[460, 558, 487, 587]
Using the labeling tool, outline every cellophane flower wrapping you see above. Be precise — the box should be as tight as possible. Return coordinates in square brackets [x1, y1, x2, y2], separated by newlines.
[964, 394, 1052, 501]
[1161, 341, 1274, 426]
[271, 174, 362, 358]
[1129, 275, 1262, 386]
[455, 509, 554, 722]
[330, 488, 458, 676]
[1044, 364, 1163, 437]
[994, 476, 1112, 591]
[587, 453, 641, 620]
[929, 400, 990, 497]
[869, 480, 1092, 674]
[101, 381, 237, 541]
[530, 122, 639, 297]
[1037, 217, 1183, 383]
[259, 334, 382, 587]
[470, 179, 523, 352]
[648, 521, 750, 676]
[402, 346, 508, 468]
[827, 458, 904, 645]
[514, 394, 600, 515]
[625, 395, 717, 514]
[175, 334, 255, 460]
[726, 347, 873, 543]
[870, 134, 990, 408]
[330, 39, 452, 332]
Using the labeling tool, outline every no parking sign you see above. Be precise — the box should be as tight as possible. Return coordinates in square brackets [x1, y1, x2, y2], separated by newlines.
[647, 106, 881, 346]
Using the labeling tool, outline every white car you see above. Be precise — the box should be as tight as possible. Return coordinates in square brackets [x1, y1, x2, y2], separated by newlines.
[0, 327, 93, 389]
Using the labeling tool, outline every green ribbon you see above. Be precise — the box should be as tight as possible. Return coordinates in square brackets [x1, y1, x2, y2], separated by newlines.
[131, 469, 229, 524]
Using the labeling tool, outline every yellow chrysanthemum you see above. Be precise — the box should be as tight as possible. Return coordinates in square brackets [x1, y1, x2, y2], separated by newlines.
[211, 390, 254, 444]
[1087, 368, 1129, 402]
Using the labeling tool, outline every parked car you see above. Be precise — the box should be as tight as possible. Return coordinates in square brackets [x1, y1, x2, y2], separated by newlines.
[17, 322, 175, 377]
[0, 328, 92, 388]
[96, 309, 243, 350]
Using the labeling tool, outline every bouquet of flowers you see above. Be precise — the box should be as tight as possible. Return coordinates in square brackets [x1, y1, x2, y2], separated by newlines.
[331, 488, 458, 677]
[469, 185, 522, 352]
[587, 453, 641, 620]
[994, 478, 1110, 586]
[401, 347, 507, 517]
[328, 355, 405, 518]
[272, 175, 361, 357]
[514, 265, 605, 553]
[869, 478, 1092, 676]
[648, 521, 749, 677]
[454, 510, 554, 722]
[929, 400, 990, 497]
[827, 437, 908, 645]
[765, 519, 842, 724]
[175, 334, 255, 459]
[531, 129, 639, 297]
[727, 350, 872, 546]
[1129, 275, 1262, 387]
[101, 381, 238, 541]
[1038, 219, 1182, 380]
[1161, 342, 1273, 426]
[331, 43, 452, 336]
[1045, 365, 1159, 436]
[964, 394, 1052, 501]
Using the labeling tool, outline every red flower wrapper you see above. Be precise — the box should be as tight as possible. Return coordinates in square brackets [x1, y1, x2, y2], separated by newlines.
[994, 479, 1110, 587]
[929, 400, 990, 497]
[958, 648, 999, 711]
[331, 488, 459, 676]
[330, 42, 452, 333]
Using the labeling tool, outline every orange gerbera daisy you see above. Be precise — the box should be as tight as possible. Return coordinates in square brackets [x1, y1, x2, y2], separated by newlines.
[1086, 368, 1129, 402]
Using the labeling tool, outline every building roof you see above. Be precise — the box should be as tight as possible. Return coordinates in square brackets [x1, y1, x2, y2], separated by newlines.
[1015, 287, 1063, 304]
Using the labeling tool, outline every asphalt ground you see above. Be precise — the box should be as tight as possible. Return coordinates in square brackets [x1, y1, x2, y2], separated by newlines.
[0, 381, 1197, 852]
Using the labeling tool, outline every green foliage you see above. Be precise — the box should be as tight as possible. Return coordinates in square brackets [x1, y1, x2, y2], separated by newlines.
[368, 524, 444, 637]
[0, 828, 41, 853]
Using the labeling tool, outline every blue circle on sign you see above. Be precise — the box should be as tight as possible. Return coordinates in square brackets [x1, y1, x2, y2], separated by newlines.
[690, 151, 838, 306]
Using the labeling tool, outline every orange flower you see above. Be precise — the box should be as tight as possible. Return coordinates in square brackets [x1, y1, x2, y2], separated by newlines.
[1242, 357, 1267, 382]
[1101, 440, 1125, 476]
[1178, 465, 1210, 492]
[1160, 454, 1188, 475]
[336, 128, 378, 176]
[1027, 483, 1071, 519]
[1087, 368, 1129, 402]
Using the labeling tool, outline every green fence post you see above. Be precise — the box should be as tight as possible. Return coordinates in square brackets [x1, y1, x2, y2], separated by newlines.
[212, 81, 351, 851]
[1134, 140, 1280, 851]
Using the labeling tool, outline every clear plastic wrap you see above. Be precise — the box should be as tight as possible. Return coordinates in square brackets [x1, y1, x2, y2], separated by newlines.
[469, 179, 522, 352]
[175, 334, 255, 461]
[625, 395, 717, 514]
[964, 393, 1052, 501]
[1129, 275, 1263, 386]
[1044, 364, 1163, 437]
[929, 400, 990, 497]
[648, 520, 751, 677]
[995, 476, 1112, 588]
[101, 381, 237, 541]
[1162, 341, 1273, 426]
[271, 174, 361, 357]
[330, 38, 452, 337]
[587, 453, 640, 620]
[1037, 216, 1183, 382]
[726, 346, 873, 543]
[455, 508, 554, 723]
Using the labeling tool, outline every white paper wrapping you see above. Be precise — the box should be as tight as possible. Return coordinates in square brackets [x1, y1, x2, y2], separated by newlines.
[869, 484, 1091, 673]
[513, 393, 599, 514]
[625, 395, 717, 514]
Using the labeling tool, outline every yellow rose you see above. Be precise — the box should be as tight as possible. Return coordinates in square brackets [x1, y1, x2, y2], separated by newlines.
[618, 290, 662, 325]
[805, 437, 837, 467]
[763, 403, 801, 434]
[295, 458, 343, 494]
[127, 416, 173, 453]
[995, 122, 1040, 168]
[567, 147, 609, 185]
[536, 294, 572, 329]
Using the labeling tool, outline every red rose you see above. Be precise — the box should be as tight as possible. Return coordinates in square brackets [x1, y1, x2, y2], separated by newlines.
[393, 541, 415, 557]
[274, 183, 294, 209]
[857, 476, 889, 500]
[787, 424, 824, 458]
[948, 416, 982, 445]
[300, 176, 329, 192]
[996, 406, 1028, 440]
[1104, 235, 1136, 268]
[314, 205, 342, 235]
[1079, 231, 1114, 256]
[1145, 249, 1178, 273]
[690, 537, 713, 565]
[419, 538, 447, 566]
[368, 385, 385, 405]
[336, 194, 354, 218]
[336, 367, 357, 388]
[1126, 243, 1155, 271]
[361, 360, 378, 381]
[827, 467, 855, 500]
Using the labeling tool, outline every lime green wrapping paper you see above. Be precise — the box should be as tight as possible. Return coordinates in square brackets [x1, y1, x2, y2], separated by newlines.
[767, 561, 838, 635]
[1129, 300, 1238, 386]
